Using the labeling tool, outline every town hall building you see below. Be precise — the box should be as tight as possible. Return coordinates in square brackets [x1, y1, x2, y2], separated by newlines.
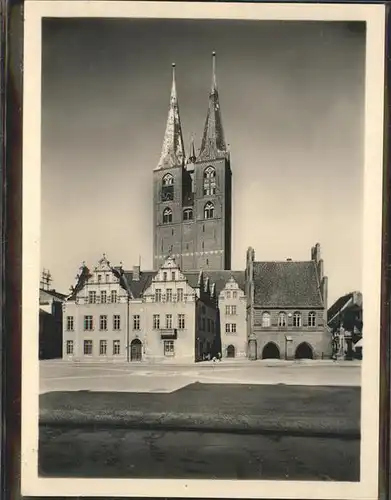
[61, 53, 332, 363]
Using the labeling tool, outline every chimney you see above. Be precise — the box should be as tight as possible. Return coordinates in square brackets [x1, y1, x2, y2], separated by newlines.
[318, 259, 324, 280]
[311, 243, 321, 263]
[133, 265, 140, 281]
[322, 276, 328, 319]
[286, 258, 292, 262]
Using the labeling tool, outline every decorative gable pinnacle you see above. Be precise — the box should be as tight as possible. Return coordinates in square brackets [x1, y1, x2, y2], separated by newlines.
[156, 63, 186, 170]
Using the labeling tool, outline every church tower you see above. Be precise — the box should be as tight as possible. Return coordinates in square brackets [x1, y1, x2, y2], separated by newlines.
[153, 54, 232, 271]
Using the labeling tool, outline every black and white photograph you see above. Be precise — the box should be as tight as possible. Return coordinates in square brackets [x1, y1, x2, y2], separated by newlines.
[21, 1, 385, 498]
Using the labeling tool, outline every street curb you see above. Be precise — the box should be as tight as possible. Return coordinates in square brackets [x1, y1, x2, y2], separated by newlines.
[39, 410, 360, 439]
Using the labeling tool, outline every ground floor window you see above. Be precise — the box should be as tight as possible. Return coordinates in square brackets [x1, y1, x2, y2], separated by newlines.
[227, 344, 236, 358]
[164, 340, 175, 356]
[84, 340, 93, 355]
[100, 340, 107, 355]
[113, 340, 121, 355]
[66, 340, 74, 355]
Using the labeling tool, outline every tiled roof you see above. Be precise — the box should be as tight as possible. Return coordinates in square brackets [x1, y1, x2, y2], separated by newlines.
[253, 261, 323, 308]
[122, 271, 157, 299]
[327, 292, 362, 323]
[184, 270, 245, 296]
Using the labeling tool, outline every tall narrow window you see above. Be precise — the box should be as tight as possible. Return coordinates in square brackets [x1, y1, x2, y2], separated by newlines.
[166, 289, 173, 302]
[100, 340, 107, 355]
[111, 290, 117, 303]
[161, 173, 174, 201]
[113, 315, 121, 330]
[171, 272, 176, 281]
[155, 289, 162, 302]
[204, 202, 214, 219]
[203, 166, 216, 196]
[84, 315, 93, 331]
[278, 312, 287, 327]
[183, 208, 193, 221]
[177, 288, 184, 302]
[88, 291, 96, 304]
[66, 316, 74, 331]
[166, 314, 172, 329]
[261, 312, 271, 327]
[99, 315, 108, 331]
[133, 315, 140, 330]
[66, 340, 74, 355]
[178, 314, 185, 329]
[101, 291, 107, 303]
[308, 311, 316, 327]
[163, 207, 173, 224]
[293, 312, 302, 327]
[113, 340, 121, 355]
[153, 314, 160, 329]
[83, 340, 93, 355]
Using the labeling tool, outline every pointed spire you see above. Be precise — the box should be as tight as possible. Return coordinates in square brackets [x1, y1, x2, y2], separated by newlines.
[156, 63, 186, 170]
[187, 135, 197, 164]
[198, 52, 227, 162]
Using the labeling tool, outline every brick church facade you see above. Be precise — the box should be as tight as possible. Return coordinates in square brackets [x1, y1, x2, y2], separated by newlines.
[61, 53, 331, 362]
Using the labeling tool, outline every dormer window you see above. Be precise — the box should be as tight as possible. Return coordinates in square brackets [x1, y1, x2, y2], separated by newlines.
[183, 208, 193, 221]
[203, 166, 216, 196]
[162, 173, 174, 201]
[97, 274, 102, 282]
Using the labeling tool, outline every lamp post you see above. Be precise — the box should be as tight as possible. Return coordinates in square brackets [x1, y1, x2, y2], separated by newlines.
[285, 335, 293, 360]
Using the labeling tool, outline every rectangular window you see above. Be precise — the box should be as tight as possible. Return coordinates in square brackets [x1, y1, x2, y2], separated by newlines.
[201, 317, 206, 330]
[178, 314, 185, 329]
[166, 314, 172, 329]
[111, 290, 117, 303]
[99, 315, 107, 331]
[88, 291, 96, 304]
[233, 291, 238, 299]
[99, 340, 107, 355]
[113, 315, 121, 330]
[66, 340, 74, 355]
[66, 316, 74, 331]
[155, 289, 162, 302]
[225, 305, 237, 315]
[101, 291, 107, 303]
[113, 340, 121, 355]
[97, 274, 102, 282]
[163, 272, 167, 281]
[166, 289, 173, 302]
[133, 315, 140, 330]
[84, 315, 93, 331]
[106, 274, 110, 283]
[177, 288, 184, 302]
[225, 323, 237, 334]
[164, 340, 174, 356]
[153, 314, 160, 329]
[83, 340, 93, 355]
[171, 272, 176, 281]
[226, 291, 231, 299]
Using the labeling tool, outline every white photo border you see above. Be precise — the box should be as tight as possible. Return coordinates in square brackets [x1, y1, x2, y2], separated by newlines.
[21, 1, 386, 498]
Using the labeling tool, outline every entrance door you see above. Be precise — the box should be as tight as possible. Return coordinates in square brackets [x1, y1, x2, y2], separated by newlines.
[130, 339, 142, 361]
[227, 344, 236, 358]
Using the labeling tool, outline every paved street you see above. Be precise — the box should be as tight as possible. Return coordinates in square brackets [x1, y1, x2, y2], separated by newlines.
[40, 359, 361, 394]
[39, 426, 359, 481]
[39, 360, 361, 482]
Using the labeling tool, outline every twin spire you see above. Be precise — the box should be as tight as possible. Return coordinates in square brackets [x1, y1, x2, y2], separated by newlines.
[156, 52, 227, 170]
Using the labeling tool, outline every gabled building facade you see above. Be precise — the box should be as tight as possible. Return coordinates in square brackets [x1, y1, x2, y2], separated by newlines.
[62, 255, 219, 363]
[245, 243, 331, 360]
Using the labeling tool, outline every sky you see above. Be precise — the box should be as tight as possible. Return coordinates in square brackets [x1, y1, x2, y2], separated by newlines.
[41, 18, 366, 306]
